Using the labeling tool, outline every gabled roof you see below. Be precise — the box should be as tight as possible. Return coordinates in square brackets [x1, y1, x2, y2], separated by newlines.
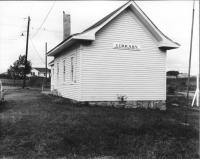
[82, 1, 129, 33]
[47, 1, 180, 56]
[33, 67, 50, 73]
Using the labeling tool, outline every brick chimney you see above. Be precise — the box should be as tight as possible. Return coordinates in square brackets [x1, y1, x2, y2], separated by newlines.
[63, 11, 71, 40]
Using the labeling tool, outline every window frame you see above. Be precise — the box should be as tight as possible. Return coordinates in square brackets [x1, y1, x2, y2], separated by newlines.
[63, 59, 66, 82]
[57, 62, 59, 80]
[52, 68, 54, 80]
[70, 55, 76, 83]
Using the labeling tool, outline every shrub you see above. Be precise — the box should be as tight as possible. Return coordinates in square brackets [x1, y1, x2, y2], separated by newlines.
[167, 85, 176, 94]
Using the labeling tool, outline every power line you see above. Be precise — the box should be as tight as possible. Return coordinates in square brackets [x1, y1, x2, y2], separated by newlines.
[30, 39, 45, 65]
[30, 1, 56, 39]
[0, 22, 26, 29]
[31, 26, 62, 33]
[0, 38, 19, 41]
[30, 39, 45, 64]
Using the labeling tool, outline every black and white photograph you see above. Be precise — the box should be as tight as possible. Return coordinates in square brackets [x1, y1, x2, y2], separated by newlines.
[0, 0, 199, 158]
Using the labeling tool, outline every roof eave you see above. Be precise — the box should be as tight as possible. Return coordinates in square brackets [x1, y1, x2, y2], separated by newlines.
[158, 40, 180, 50]
[83, 1, 180, 48]
[47, 37, 74, 56]
[159, 46, 179, 50]
[47, 35, 95, 57]
[73, 32, 96, 40]
[132, 2, 180, 49]
[48, 59, 54, 66]
[48, 62, 54, 66]
[48, 0, 181, 56]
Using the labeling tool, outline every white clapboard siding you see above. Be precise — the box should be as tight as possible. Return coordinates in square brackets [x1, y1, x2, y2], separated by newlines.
[80, 8, 166, 101]
[53, 44, 81, 100]
[50, 66, 54, 90]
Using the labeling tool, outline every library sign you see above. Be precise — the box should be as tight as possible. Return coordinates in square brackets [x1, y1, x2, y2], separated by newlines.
[113, 43, 140, 51]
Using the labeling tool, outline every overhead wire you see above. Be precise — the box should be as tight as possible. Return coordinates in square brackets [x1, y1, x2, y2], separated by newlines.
[0, 38, 19, 41]
[30, 39, 45, 65]
[0, 22, 26, 29]
[30, 1, 56, 39]
[31, 26, 62, 33]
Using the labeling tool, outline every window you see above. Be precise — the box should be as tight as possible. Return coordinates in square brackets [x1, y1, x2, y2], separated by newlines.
[52, 68, 54, 80]
[70, 56, 75, 82]
[57, 63, 59, 79]
[63, 60, 66, 82]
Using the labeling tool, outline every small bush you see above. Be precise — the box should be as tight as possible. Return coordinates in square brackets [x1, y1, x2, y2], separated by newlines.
[167, 85, 176, 94]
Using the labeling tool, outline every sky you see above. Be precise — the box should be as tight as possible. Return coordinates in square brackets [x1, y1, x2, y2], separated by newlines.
[0, 1, 199, 75]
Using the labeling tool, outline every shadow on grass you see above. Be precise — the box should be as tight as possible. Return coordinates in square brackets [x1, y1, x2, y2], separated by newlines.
[61, 114, 199, 157]
[0, 93, 199, 159]
[0, 101, 14, 113]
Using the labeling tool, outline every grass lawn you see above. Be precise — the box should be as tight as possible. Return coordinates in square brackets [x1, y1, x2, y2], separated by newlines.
[0, 88, 199, 159]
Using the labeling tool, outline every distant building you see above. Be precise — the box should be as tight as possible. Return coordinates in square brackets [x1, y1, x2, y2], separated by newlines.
[28, 67, 51, 78]
[178, 73, 188, 78]
[0, 72, 8, 75]
[167, 75, 176, 79]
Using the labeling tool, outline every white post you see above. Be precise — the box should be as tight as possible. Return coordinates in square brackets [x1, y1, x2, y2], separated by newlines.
[192, 91, 197, 107]
[196, 73, 199, 106]
[192, 74, 199, 107]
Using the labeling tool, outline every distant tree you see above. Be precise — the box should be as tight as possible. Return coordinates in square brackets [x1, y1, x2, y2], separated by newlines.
[7, 55, 32, 80]
[167, 71, 179, 79]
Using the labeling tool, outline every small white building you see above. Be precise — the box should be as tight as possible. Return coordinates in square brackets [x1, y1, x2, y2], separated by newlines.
[178, 73, 188, 78]
[48, 1, 179, 108]
[28, 67, 51, 78]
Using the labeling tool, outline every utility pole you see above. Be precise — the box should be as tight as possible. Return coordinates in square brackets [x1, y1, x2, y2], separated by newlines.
[45, 42, 47, 87]
[22, 16, 31, 89]
[186, 0, 195, 105]
[191, 0, 200, 107]
[199, 0, 200, 106]
[184, 0, 195, 124]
